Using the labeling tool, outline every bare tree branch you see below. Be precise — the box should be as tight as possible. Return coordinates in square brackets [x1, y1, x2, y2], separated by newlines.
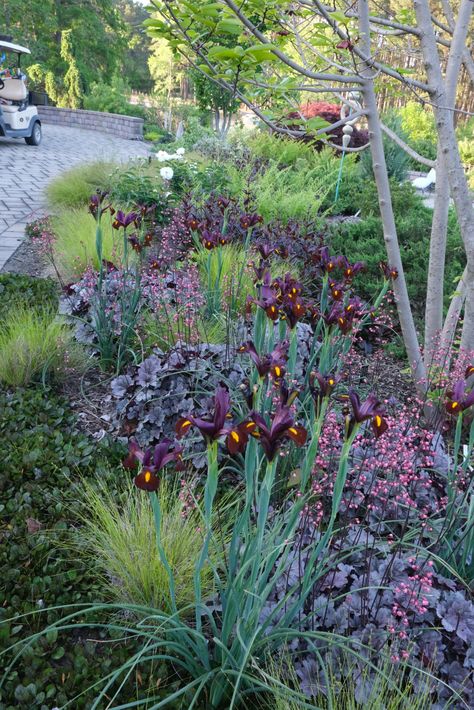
[380, 123, 436, 167]
[311, 0, 433, 93]
[218, 0, 363, 84]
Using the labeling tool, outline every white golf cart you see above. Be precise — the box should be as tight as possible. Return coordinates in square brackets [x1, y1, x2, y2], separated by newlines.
[0, 37, 42, 146]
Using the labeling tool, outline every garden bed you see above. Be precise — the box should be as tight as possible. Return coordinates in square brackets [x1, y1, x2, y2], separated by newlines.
[0, 132, 473, 709]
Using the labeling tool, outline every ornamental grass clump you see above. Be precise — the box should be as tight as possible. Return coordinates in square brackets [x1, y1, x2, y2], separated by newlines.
[49, 208, 119, 280]
[46, 161, 115, 210]
[0, 306, 84, 387]
[75, 476, 223, 612]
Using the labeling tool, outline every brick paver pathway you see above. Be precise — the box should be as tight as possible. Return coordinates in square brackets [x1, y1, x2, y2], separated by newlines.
[0, 125, 150, 269]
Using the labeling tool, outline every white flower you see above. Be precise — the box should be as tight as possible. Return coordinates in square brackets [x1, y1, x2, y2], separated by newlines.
[156, 150, 170, 162]
[176, 147, 185, 156]
[160, 167, 174, 181]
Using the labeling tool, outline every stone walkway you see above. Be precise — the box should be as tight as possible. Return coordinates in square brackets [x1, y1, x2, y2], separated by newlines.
[0, 125, 150, 269]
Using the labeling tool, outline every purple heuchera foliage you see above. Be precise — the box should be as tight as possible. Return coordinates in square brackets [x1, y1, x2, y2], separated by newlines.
[437, 592, 474, 644]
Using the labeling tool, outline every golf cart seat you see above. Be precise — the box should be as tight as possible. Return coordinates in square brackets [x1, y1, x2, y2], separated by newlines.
[0, 103, 20, 113]
[0, 78, 28, 102]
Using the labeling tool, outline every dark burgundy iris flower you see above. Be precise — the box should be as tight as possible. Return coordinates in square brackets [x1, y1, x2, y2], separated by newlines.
[343, 259, 365, 281]
[226, 419, 257, 455]
[310, 372, 339, 403]
[176, 386, 232, 442]
[272, 274, 302, 302]
[316, 246, 337, 273]
[278, 380, 300, 408]
[330, 282, 345, 301]
[240, 213, 263, 230]
[249, 259, 269, 283]
[275, 245, 289, 259]
[175, 386, 258, 455]
[323, 305, 354, 333]
[256, 244, 276, 260]
[249, 406, 307, 461]
[281, 298, 306, 329]
[380, 261, 399, 280]
[348, 389, 388, 437]
[187, 216, 200, 231]
[337, 315, 353, 334]
[217, 196, 231, 211]
[345, 297, 365, 316]
[323, 304, 343, 326]
[112, 210, 140, 231]
[123, 439, 184, 492]
[128, 234, 142, 253]
[237, 340, 288, 379]
[200, 229, 221, 250]
[445, 379, 474, 415]
[89, 190, 112, 219]
[251, 271, 280, 320]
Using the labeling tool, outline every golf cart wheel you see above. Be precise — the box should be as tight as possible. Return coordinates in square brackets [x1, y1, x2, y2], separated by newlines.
[25, 122, 41, 146]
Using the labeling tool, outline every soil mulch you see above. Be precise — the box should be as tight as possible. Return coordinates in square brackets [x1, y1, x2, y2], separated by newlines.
[0, 236, 52, 278]
[61, 367, 117, 441]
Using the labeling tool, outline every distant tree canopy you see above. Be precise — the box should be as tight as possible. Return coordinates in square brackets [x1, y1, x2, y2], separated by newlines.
[0, 0, 153, 98]
[116, 0, 154, 92]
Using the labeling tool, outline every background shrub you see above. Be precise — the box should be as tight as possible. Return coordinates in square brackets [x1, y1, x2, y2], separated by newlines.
[227, 160, 337, 224]
[397, 101, 437, 169]
[360, 112, 410, 182]
[399, 101, 436, 143]
[109, 162, 168, 209]
[330, 201, 464, 315]
[83, 75, 145, 119]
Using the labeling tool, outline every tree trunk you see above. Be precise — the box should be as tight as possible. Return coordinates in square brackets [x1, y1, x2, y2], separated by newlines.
[359, 0, 427, 387]
[424, 147, 450, 365]
[413, 0, 474, 354]
[440, 266, 467, 353]
[424, 0, 469, 364]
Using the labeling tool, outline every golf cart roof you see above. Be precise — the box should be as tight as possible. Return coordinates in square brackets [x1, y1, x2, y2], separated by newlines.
[0, 41, 31, 55]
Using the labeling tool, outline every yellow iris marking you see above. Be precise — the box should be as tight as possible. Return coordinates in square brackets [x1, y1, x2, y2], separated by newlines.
[329, 379, 335, 386]
[231, 431, 240, 442]
[182, 420, 192, 428]
[144, 471, 152, 483]
[451, 401, 459, 409]
[246, 421, 255, 429]
[375, 415, 382, 427]
[274, 366, 281, 377]
[289, 427, 298, 435]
